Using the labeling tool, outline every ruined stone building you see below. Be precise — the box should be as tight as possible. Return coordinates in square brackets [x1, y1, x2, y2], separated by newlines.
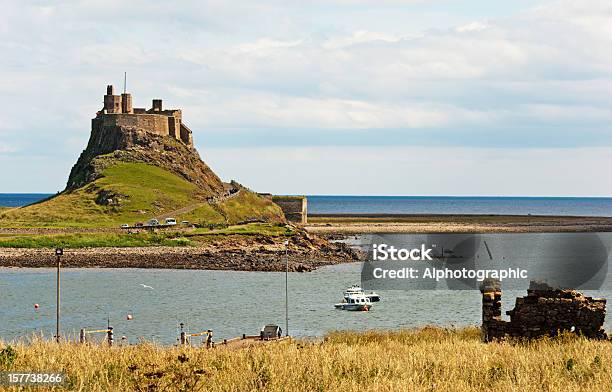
[481, 279, 607, 341]
[93, 85, 193, 147]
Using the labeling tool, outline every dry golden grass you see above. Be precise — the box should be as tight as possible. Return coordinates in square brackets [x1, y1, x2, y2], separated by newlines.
[1, 327, 611, 391]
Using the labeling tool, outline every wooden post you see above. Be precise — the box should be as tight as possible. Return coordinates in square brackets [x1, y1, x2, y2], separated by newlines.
[107, 326, 114, 347]
[180, 331, 187, 345]
[206, 330, 213, 349]
[79, 329, 85, 344]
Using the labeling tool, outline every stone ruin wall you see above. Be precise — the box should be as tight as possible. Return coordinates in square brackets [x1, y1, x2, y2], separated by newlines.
[480, 279, 607, 342]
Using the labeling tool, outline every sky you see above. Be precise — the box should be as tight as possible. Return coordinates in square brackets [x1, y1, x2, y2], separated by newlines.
[0, 0, 611, 196]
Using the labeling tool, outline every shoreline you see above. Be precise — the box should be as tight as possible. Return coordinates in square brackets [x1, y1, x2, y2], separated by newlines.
[0, 243, 360, 272]
[305, 214, 612, 234]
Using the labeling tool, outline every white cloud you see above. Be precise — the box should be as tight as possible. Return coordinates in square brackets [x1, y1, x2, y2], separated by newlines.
[1, 0, 612, 193]
[186, 92, 497, 130]
[456, 22, 489, 33]
[204, 146, 612, 196]
[0, 143, 17, 154]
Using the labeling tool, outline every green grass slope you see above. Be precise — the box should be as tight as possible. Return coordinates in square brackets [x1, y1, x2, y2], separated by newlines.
[0, 162, 284, 228]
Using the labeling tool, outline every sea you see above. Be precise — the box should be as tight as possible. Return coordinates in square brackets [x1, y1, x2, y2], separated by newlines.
[1, 193, 611, 343]
[2, 194, 611, 216]
[307, 195, 612, 217]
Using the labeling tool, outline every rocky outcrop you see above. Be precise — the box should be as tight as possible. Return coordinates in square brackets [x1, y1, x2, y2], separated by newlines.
[66, 124, 225, 197]
[0, 233, 361, 272]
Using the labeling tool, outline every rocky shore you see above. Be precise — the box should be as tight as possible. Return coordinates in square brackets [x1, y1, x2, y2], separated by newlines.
[0, 231, 361, 272]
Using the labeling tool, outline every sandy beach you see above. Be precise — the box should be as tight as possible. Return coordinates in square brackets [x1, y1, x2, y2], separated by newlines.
[305, 214, 612, 234]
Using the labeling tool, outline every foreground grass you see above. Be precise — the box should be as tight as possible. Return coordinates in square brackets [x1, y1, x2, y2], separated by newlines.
[0, 223, 293, 248]
[1, 328, 610, 391]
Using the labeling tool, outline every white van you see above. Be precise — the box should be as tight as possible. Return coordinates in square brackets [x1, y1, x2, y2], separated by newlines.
[165, 218, 177, 226]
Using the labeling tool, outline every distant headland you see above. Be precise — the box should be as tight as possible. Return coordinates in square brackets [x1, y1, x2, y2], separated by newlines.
[0, 83, 354, 271]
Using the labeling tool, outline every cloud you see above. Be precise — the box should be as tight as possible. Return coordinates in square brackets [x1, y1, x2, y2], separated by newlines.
[203, 146, 612, 196]
[1, 1, 612, 193]
[0, 142, 17, 154]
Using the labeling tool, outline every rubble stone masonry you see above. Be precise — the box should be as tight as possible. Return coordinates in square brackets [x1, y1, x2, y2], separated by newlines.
[480, 279, 607, 341]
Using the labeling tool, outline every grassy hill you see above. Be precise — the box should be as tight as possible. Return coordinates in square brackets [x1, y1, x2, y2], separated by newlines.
[0, 161, 284, 228]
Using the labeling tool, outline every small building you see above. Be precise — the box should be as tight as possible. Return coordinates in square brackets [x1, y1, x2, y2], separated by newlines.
[260, 324, 282, 339]
[271, 196, 308, 224]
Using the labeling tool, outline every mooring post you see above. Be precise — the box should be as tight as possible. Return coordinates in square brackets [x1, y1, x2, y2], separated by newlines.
[206, 330, 213, 349]
[179, 322, 187, 345]
[107, 326, 114, 347]
[79, 329, 85, 344]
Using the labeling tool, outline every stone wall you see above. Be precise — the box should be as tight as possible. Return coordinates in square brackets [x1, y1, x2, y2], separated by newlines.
[179, 123, 193, 147]
[480, 279, 506, 342]
[95, 114, 192, 148]
[271, 196, 308, 224]
[98, 114, 169, 138]
[480, 279, 607, 341]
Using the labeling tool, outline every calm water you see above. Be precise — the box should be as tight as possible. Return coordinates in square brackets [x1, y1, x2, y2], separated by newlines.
[0, 194, 53, 207]
[308, 196, 612, 216]
[1, 263, 610, 345]
[2, 194, 612, 216]
[1, 194, 611, 344]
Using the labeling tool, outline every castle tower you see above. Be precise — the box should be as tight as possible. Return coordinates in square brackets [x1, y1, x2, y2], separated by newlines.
[151, 99, 162, 111]
[121, 93, 133, 114]
[103, 85, 122, 114]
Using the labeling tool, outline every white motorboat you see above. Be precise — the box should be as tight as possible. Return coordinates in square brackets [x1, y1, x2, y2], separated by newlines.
[334, 292, 372, 311]
[344, 285, 381, 302]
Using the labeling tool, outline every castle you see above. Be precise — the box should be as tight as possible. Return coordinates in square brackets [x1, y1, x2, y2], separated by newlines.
[93, 85, 193, 147]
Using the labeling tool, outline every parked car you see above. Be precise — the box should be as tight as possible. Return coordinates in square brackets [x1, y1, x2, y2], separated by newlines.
[181, 220, 190, 226]
[120, 224, 130, 229]
[148, 219, 160, 226]
[165, 218, 177, 226]
[134, 222, 144, 228]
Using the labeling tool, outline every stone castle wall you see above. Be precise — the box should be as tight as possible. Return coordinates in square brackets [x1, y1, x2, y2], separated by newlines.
[97, 114, 170, 138]
[95, 113, 191, 147]
[100, 86, 192, 147]
[480, 279, 607, 341]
